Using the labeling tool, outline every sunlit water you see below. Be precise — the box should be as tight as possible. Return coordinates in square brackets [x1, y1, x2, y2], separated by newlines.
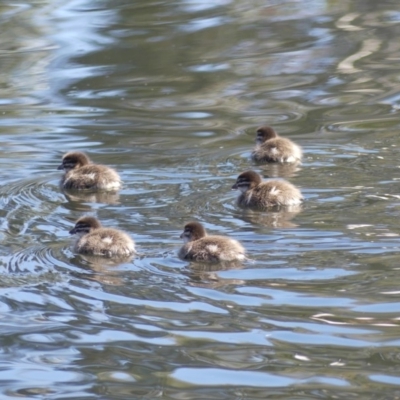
[1, 0, 400, 398]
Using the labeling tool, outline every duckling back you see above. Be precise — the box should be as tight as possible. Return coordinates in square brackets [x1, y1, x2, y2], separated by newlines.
[63, 164, 121, 190]
[237, 179, 303, 209]
[74, 227, 135, 257]
[252, 137, 302, 163]
[179, 235, 245, 262]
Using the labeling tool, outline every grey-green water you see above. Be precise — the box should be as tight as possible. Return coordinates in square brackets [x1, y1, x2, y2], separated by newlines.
[1, 0, 400, 398]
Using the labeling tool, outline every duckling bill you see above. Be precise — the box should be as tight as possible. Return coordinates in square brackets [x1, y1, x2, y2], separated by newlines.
[251, 126, 302, 163]
[232, 170, 303, 209]
[178, 221, 245, 262]
[69, 216, 135, 257]
[58, 151, 122, 190]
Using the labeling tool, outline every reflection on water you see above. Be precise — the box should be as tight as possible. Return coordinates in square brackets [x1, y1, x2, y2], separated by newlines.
[236, 206, 302, 228]
[185, 260, 245, 288]
[1, 0, 400, 398]
[257, 160, 302, 178]
[62, 188, 121, 206]
[70, 253, 134, 286]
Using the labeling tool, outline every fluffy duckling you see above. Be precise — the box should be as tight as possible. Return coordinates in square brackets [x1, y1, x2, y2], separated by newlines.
[58, 151, 122, 190]
[69, 216, 135, 257]
[251, 126, 302, 163]
[179, 221, 245, 262]
[232, 170, 303, 209]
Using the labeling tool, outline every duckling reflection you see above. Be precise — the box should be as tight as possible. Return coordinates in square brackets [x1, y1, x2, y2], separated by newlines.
[184, 260, 245, 289]
[63, 189, 120, 205]
[252, 126, 302, 164]
[70, 253, 133, 286]
[237, 206, 302, 229]
[232, 170, 303, 210]
[178, 221, 246, 262]
[58, 151, 122, 190]
[261, 161, 302, 179]
[69, 216, 135, 257]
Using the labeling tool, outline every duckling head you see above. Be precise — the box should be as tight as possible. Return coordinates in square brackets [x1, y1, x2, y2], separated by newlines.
[255, 126, 277, 144]
[69, 216, 102, 235]
[180, 221, 207, 243]
[58, 151, 91, 171]
[232, 170, 262, 192]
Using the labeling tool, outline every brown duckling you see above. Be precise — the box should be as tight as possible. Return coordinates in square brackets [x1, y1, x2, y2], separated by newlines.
[232, 170, 303, 209]
[178, 221, 245, 262]
[251, 126, 302, 163]
[58, 151, 122, 190]
[69, 216, 135, 257]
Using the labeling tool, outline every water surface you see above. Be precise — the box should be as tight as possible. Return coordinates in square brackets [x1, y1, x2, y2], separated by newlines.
[1, 0, 400, 398]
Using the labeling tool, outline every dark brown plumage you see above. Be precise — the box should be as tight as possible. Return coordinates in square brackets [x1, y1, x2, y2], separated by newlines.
[69, 216, 135, 257]
[251, 126, 302, 163]
[58, 151, 122, 190]
[178, 221, 246, 262]
[232, 170, 303, 209]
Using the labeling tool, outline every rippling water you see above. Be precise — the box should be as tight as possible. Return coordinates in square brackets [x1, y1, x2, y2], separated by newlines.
[1, 0, 400, 398]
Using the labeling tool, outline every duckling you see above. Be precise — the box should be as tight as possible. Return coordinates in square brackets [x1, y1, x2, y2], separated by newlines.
[232, 170, 303, 209]
[58, 151, 122, 190]
[251, 126, 302, 163]
[69, 216, 135, 257]
[178, 221, 246, 262]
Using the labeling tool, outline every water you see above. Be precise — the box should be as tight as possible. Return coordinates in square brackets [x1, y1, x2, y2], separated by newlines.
[1, 0, 400, 398]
